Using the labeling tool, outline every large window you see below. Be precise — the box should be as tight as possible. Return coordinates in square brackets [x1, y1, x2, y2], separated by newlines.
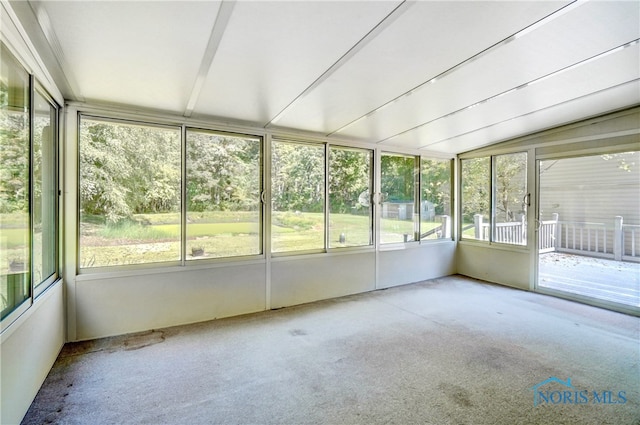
[79, 117, 181, 267]
[493, 152, 527, 245]
[421, 158, 452, 240]
[1, 43, 58, 320]
[381, 153, 418, 244]
[1, 45, 30, 318]
[461, 153, 528, 245]
[461, 157, 490, 240]
[33, 89, 58, 287]
[271, 141, 325, 253]
[76, 117, 455, 267]
[328, 146, 373, 248]
[186, 130, 262, 259]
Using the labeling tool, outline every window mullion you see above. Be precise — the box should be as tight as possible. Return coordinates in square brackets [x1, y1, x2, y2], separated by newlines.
[180, 125, 187, 265]
[415, 156, 421, 242]
[490, 155, 496, 244]
[324, 144, 330, 252]
[28, 74, 35, 303]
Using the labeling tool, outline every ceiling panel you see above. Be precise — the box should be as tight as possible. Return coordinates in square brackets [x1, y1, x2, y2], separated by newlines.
[380, 43, 640, 152]
[423, 80, 640, 154]
[338, 0, 640, 143]
[191, 1, 401, 124]
[38, 0, 221, 112]
[273, 1, 570, 133]
[11, 1, 640, 154]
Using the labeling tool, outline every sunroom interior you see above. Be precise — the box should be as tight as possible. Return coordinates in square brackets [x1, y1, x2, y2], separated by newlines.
[1, 1, 639, 423]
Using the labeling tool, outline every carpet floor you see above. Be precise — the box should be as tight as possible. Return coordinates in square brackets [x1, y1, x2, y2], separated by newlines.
[22, 275, 640, 425]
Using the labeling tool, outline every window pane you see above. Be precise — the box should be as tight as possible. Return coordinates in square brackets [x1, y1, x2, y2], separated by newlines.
[381, 153, 417, 244]
[186, 130, 261, 259]
[79, 118, 181, 267]
[493, 152, 527, 245]
[421, 158, 452, 240]
[329, 147, 372, 248]
[461, 157, 490, 240]
[271, 141, 324, 253]
[33, 90, 57, 285]
[1, 44, 30, 318]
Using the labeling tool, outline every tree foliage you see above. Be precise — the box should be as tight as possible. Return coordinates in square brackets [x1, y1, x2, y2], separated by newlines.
[271, 142, 324, 213]
[461, 157, 490, 222]
[329, 148, 371, 214]
[0, 111, 29, 214]
[187, 132, 260, 213]
[421, 159, 451, 216]
[80, 120, 180, 223]
[77, 120, 461, 226]
[381, 154, 416, 203]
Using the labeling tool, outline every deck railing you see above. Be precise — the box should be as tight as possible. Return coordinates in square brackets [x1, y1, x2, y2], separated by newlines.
[622, 224, 640, 262]
[467, 213, 639, 263]
[538, 213, 558, 253]
[556, 220, 611, 258]
[553, 215, 639, 263]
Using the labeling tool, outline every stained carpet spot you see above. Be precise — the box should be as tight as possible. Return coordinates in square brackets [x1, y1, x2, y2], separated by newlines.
[289, 329, 307, 336]
[438, 382, 474, 407]
[123, 330, 165, 351]
[469, 345, 516, 371]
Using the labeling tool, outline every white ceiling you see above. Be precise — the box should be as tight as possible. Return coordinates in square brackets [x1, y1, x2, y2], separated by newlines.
[12, 0, 640, 154]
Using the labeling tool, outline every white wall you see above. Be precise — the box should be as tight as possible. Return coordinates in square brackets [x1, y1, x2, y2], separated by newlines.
[0, 282, 65, 425]
[457, 243, 530, 290]
[271, 251, 376, 308]
[73, 263, 267, 340]
[70, 245, 456, 341]
[1, 4, 67, 423]
[378, 242, 456, 289]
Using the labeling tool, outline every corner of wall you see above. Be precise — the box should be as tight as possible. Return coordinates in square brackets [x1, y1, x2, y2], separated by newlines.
[0, 281, 65, 425]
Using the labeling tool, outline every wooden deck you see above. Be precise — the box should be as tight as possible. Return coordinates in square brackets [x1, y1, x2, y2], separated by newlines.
[538, 252, 640, 307]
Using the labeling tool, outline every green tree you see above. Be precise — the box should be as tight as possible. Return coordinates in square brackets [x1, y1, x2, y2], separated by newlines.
[381, 154, 416, 203]
[329, 148, 371, 214]
[271, 142, 324, 213]
[461, 157, 490, 223]
[0, 112, 29, 214]
[187, 132, 260, 212]
[79, 120, 180, 223]
[421, 159, 451, 216]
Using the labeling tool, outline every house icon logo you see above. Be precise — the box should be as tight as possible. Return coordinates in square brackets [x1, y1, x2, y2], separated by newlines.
[530, 377, 573, 407]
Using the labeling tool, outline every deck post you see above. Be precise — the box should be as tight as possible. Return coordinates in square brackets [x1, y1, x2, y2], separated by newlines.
[614, 216, 623, 261]
[552, 213, 559, 250]
[441, 215, 451, 239]
[474, 214, 483, 239]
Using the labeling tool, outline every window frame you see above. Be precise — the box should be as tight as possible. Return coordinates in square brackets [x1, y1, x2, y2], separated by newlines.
[77, 114, 184, 271]
[459, 152, 529, 247]
[491, 151, 528, 247]
[270, 138, 327, 256]
[326, 144, 375, 250]
[32, 82, 60, 297]
[419, 156, 454, 243]
[185, 127, 264, 262]
[379, 151, 420, 245]
[1, 42, 61, 327]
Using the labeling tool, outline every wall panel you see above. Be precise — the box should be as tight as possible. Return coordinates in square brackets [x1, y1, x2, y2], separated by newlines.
[75, 264, 266, 340]
[0, 282, 65, 425]
[378, 242, 456, 289]
[457, 244, 529, 290]
[271, 252, 376, 308]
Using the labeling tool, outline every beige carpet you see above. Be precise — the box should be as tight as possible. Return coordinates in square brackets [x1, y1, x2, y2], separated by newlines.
[22, 275, 640, 424]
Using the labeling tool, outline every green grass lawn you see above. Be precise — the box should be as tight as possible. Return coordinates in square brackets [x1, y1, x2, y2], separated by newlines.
[75, 212, 446, 267]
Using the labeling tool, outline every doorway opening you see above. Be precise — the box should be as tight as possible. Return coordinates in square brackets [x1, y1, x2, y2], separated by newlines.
[537, 152, 640, 310]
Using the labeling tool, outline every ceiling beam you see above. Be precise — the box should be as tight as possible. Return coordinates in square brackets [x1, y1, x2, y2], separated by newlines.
[264, 0, 414, 128]
[184, 0, 236, 118]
